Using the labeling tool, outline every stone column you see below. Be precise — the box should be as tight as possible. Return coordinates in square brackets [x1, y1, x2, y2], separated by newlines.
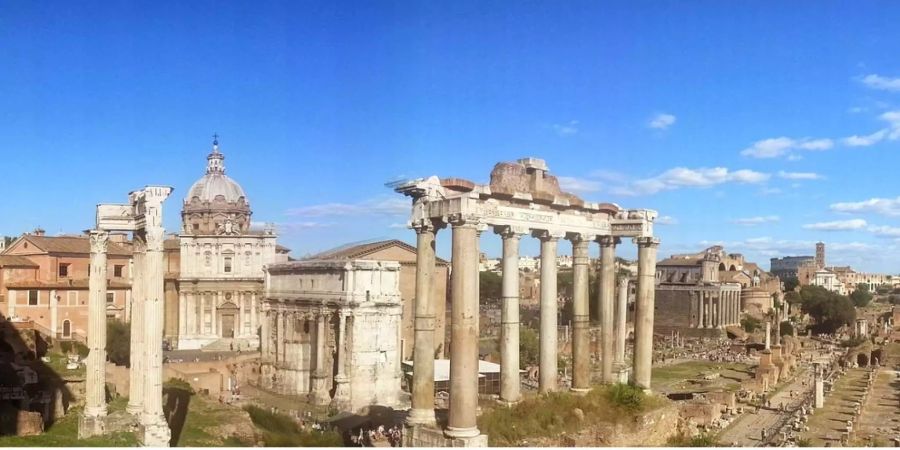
[598, 236, 619, 384]
[571, 234, 591, 392]
[199, 294, 206, 335]
[211, 292, 218, 336]
[445, 218, 480, 439]
[408, 220, 439, 426]
[250, 291, 258, 341]
[127, 232, 146, 415]
[632, 237, 659, 392]
[140, 188, 172, 447]
[311, 312, 330, 405]
[178, 291, 187, 337]
[261, 310, 271, 361]
[765, 321, 771, 350]
[701, 293, 708, 328]
[498, 226, 524, 403]
[615, 277, 629, 383]
[814, 363, 824, 408]
[332, 313, 351, 411]
[238, 292, 246, 337]
[536, 230, 562, 394]
[275, 310, 285, 390]
[79, 230, 109, 438]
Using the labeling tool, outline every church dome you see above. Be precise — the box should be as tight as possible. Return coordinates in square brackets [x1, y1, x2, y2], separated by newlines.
[181, 136, 253, 235]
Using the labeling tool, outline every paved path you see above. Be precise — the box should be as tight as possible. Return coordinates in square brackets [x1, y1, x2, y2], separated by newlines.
[716, 362, 813, 446]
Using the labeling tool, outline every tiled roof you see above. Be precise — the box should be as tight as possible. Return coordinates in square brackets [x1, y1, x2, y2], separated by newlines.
[658, 257, 703, 266]
[0, 256, 39, 267]
[16, 235, 132, 256]
[310, 239, 449, 265]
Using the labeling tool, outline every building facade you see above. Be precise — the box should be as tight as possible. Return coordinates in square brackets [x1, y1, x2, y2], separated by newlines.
[175, 139, 286, 350]
[0, 231, 133, 340]
[769, 256, 814, 280]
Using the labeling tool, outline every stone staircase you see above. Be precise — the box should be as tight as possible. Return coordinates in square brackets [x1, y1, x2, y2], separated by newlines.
[200, 337, 257, 352]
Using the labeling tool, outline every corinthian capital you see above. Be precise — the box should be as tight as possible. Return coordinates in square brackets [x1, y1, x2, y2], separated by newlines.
[89, 230, 109, 254]
[596, 235, 621, 247]
[633, 236, 660, 248]
[494, 225, 528, 240]
[447, 213, 482, 228]
[532, 229, 565, 242]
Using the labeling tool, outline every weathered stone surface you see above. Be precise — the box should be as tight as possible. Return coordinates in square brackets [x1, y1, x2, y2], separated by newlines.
[17, 411, 43, 437]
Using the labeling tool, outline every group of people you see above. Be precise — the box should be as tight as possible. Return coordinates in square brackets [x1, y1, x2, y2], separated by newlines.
[349, 424, 402, 447]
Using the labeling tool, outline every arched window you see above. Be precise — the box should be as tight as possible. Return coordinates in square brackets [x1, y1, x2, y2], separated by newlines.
[719, 263, 726, 271]
[62, 320, 71, 338]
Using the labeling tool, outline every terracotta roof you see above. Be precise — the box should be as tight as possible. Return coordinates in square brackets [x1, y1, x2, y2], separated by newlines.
[276, 244, 291, 253]
[6, 279, 132, 289]
[657, 257, 703, 266]
[15, 235, 132, 256]
[0, 256, 39, 267]
[310, 239, 449, 265]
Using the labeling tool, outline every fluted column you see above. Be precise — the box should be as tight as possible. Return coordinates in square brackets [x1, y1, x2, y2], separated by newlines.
[597, 236, 619, 384]
[275, 310, 285, 390]
[498, 226, 524, 403]
[711, 294, 718, 328]
[615, 277, 629, 380]
[261, 310, 271, 361]
[199, 294, 206, 335]
[127, 232, 146, 415]
[632, 237, 659, 391]
[570, 234, 591, 392]
[178, 291, 186, 337]
[238, 292, 246, 337]
[536, 230, 562, 393]
[445, 218, 480, 439]
[250, 291, 258, 341]
[211, 292, 218, 336]
[81, 230, 109, 434]
[139, 187, 172, 447]
[408, 220, 439, 425]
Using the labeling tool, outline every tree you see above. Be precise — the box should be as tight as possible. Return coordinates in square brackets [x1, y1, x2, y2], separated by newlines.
[799, 285, 856, 334]
[782, 276, 799, 293]
[779, 320, 794, 337]
[784, 291, 802, 306]
[850, 283, 873, 308]
[520, 327, 540, 367]
[479, 271, 503, 303]
[741, 316, 762, 333]
[107, 319, 131, 366]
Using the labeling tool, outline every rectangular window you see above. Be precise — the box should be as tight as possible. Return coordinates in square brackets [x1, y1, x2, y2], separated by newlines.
[58, 263, 69, 277]
[68, 291, 77, 306]
[106, 292, 114, 304]
[224, 257, 232, 273]
[114, 265, 124, 277]
[28, 290, 38, 305]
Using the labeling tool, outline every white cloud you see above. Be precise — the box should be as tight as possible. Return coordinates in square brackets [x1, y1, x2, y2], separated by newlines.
[777, 171, 823, 180]
[588, 169, 628, 183]
[558, 176, 602, 193]
[286, 197, 409, 217]
[802, 219, 868, 231]
[830, 196, 900, 216]
[740, 137, 834, 159]
[840, 110, 900, 147]
[730, 215, 780, 226]
[552, 120, 579, 136]
[649, 113, 676, 130]
[859, 74, 900, 92]
[656, 215, 678, 225]
[615, 167, 769, 195]
[868, 225, 900, 238]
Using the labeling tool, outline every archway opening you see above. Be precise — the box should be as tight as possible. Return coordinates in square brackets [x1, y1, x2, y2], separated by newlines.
[857, 353, 869, 367]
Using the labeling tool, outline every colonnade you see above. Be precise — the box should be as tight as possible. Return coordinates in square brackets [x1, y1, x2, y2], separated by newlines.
[405, 216, 659, 440]
[691, 289, 741, 328]
[178, 290, 259, 338]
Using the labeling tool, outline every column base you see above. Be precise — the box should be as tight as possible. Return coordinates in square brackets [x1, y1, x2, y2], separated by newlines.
[445, 426, 481, 439]
[139, 418, 172, 447]
[310, 373, 331, 406]
[614, 364, 630, 384]
[330, 376, 352, 412]
[497, 396, 521, 406]
[404, 424, 488, 447]
[125, 403, 143, 416]
[406, 407, 437, 426]
[569, 387, 591, 395]
[77, 413, 108, 439]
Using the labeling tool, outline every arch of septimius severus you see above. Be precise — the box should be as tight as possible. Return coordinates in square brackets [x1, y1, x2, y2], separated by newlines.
[395, 158, 658, 447]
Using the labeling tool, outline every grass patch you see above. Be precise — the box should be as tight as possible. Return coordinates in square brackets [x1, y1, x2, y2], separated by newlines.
[243, 405, 342, 447]
[0, 397, 137, 447]
[477, 384, 665, 446]
[668, 432, 719, 447]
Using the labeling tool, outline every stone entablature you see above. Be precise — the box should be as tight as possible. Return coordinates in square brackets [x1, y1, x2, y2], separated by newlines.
[260, 260, 402, 413]
[179, 235, 277, 279]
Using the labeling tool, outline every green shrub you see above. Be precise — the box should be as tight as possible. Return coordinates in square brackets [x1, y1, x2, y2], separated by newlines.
[106, 319, 130, 365]
[243, 405, 342, 447]
[606, 383, 645, 411]
[741, 316, 762, 333]
[59, 341, 73, 354]
[73, 342, 90, 359]
[163, 377, 195, 395]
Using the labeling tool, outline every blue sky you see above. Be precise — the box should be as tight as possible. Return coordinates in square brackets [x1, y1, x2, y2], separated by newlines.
[3, 1, 900, 272]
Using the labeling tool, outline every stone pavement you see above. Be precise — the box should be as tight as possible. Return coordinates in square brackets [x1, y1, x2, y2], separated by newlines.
[716, 362, 813, 446]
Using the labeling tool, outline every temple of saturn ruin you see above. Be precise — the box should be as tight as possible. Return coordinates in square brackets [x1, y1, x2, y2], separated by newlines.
[394, 158, 658, 447]
[259, 259, 403, 412]
[78, 186, 173, 447]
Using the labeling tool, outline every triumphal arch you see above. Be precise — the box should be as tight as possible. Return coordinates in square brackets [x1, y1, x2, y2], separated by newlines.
[78, 186, 173, 447]
[395, 158, 658, 446]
